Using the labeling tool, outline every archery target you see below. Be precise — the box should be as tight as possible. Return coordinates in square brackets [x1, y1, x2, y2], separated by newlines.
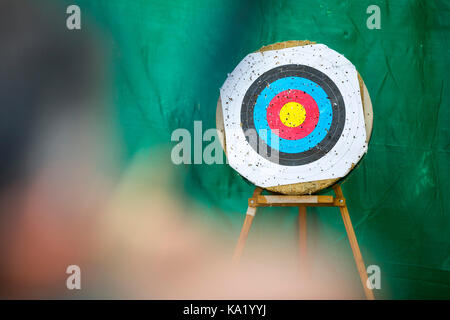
[241, 64, 345, 166]
[220, 44, 368, 188]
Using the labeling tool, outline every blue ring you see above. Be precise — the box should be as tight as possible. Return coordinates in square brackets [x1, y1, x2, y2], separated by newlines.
[253, 77, 333, 153]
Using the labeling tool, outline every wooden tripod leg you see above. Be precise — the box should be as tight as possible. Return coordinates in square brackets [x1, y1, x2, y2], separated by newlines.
[232, 206, 257, 264]
[298, 206, 307, 275]
[333, 185, 375, 300]
[232, 188, 263, 265]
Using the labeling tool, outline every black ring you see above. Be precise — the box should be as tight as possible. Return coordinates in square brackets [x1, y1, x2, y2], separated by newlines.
[240, 64, 346, 166]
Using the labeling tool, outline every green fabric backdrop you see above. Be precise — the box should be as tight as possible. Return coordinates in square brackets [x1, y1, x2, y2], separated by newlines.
[66, 0, 449, 299]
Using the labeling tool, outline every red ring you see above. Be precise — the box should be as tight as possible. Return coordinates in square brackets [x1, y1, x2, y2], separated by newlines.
[266, 89, 320, 140]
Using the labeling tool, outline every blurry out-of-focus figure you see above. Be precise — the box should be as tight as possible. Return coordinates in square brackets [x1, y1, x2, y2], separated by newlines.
[0, 0, 114, 298]
[0, 0, 359, 299]
[97, 150, 359, 299]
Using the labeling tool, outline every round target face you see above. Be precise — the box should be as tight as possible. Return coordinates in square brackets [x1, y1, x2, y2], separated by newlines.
[220, 44, 368, 188]
[241, 64, 345, 166]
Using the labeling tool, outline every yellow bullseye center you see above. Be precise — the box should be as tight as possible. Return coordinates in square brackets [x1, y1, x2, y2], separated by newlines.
[279, 102, 306, 127]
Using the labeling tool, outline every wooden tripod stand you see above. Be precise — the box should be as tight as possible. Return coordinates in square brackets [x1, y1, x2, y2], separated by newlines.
[232, 184, 375, 300]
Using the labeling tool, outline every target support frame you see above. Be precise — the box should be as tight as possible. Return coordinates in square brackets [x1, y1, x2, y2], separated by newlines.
[232, 184, 375, 300]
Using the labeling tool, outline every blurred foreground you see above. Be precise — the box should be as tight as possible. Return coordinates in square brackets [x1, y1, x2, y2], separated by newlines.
[0, 0, 360, 299]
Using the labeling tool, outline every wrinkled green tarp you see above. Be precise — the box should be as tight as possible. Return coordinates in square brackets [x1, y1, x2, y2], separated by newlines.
[69, 0, 449, 299]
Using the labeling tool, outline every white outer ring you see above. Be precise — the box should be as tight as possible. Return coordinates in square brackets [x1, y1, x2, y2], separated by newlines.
[220, 44, 367, 187]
